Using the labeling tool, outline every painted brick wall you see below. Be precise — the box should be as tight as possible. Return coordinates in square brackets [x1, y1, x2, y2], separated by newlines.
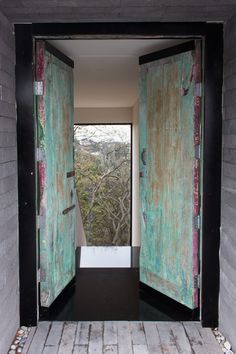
[220, 13, 236, 352]
[0, 10, 19, 354]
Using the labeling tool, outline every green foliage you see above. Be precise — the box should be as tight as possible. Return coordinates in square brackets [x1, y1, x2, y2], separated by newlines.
[74, 125, 131, 246]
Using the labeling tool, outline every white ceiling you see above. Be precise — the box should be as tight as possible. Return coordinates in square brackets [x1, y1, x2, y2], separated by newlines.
[49, 39, 186, 108]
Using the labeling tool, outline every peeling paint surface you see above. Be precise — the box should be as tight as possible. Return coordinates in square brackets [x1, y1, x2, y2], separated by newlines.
[139, 46, 201, 309]
[36, 42, 75, 307]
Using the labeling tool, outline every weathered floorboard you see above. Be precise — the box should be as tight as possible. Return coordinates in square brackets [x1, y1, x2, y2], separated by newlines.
[156, 322, 179, 354]
[58, 322, 77, 354]
[130, 322, 146, 345]
[28, 322, 51, 354]
[75, 322, 91, 345]
[73, 345, 88, 354]
[45, 321, 64, 347]
[104, 322, 118, 345]
[143, 322, 162, 353]
[103, 345, 118, 354]
[20, 321, 222, 354]
[169, 322, 193, 353]
[195, 322, 223, 354]
[133, 344, 149, 354]
[88, 322, 103, 354]
[117, 321, 133, 354]
[183, 321, 207, 354]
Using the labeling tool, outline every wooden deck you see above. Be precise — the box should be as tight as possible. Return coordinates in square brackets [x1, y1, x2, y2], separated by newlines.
[21, 321, 222, 354]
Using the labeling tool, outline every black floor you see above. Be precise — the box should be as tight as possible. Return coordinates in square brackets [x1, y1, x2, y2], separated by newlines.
[40, 248, 199, 322]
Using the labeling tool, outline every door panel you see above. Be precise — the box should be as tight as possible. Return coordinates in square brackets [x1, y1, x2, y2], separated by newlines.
[36, 41, 75, 307]
[139, 42, 201, 309]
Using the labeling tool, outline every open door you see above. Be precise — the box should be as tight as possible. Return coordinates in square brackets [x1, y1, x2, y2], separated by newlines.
[139, 41, 202, 309]
[36, 41, 75, 307]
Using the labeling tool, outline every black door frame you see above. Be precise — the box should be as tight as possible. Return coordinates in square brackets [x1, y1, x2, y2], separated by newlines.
[15, 22, 223, 327]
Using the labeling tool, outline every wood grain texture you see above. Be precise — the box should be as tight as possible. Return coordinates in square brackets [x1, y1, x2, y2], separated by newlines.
[36, 41, 75, 307]
[22, 321, 223, 354]
[139, 47, 201, 309]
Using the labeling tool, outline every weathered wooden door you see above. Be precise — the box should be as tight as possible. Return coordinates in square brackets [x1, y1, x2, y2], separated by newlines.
[36, 42, 75, 307]
[139, 41, 202, 309]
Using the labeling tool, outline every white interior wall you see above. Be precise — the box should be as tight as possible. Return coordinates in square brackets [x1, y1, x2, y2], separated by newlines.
[74, 107, 132, 124]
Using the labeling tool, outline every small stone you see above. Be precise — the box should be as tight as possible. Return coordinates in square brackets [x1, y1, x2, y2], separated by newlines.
[16, 336, 21, 340]
[14, 340, 20, 345]
[23, 334, 28, 338]
[17, 330, 24, 335]
[224, 341, 231, 350]
[10, 344, 17, 350]
[9, 350, 15, 354]
[16, 348, 22, 353]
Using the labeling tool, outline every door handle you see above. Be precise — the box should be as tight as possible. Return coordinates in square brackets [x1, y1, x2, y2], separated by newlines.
[141, 148, 147, 165]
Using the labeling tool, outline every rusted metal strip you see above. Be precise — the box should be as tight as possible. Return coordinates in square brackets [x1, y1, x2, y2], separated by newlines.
[62, 204, 75, 215]
[66, 170, 75, 178]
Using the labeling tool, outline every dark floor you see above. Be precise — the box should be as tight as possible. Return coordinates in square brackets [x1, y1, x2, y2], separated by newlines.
[40, 247, 199, 322]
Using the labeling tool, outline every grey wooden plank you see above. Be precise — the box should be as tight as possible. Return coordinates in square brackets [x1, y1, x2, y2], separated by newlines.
[195, 323, 223, 354]
[103, 345, 118, 354]
[88, 322, 103, 354]
[130, 322, 146, 345]
[45, 321, 64, 346]
[143, 322, 162, 354]
[28, 322, 51, 354]
[58, 322, 77, 354]
[73, 345, 88, 354]
[43, 346, 59, 354]
[156, 322, 179, 354]
[183, 322, 207, 354]
[103, 322, 118, 345]
[169, 322, 192, 353]
[117, 321, 132, 354]
[75, 322, 91, 345]
[21, 327, 37, 354]
[133, 344, 149, 354]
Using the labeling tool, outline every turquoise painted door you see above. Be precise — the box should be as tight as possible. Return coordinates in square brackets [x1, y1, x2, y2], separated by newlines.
[36, 41, 75, 307]
[139, 42, 202, 309]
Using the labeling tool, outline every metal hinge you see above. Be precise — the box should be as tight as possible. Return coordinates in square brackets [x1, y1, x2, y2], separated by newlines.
[37, 214, 43, 229]
[34, 81, 44, 96]
[193, 215, 201, 230]
[37, 268, 41, 283]
[194, 144, 201, 160]
[194, 274, 200, 289]
[36, 147, 44, 162]
[195, 83, 202, 97]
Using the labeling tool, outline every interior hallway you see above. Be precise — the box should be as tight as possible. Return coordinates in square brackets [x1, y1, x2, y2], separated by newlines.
[20, 321, 223, 354]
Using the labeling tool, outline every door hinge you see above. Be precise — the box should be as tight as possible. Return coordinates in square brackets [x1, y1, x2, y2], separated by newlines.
[195, 83, 202, 97]
[34, 81, 44, 96]
[37, 214, 43, 229]
[194, 144, 201, 160]
[193, 215, 201, 230]
[36, 147, 44, 162]
[194, 274, 200, 289]
[37, 268, 41, 283]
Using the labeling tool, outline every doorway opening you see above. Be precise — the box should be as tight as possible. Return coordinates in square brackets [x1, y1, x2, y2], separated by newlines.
[16, 22, 223, 327]
[38, 38, 201, 322]
[74, 124, 132, 247]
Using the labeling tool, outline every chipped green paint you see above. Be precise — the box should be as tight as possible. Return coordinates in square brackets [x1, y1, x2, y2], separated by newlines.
[139, 49, 200, 309]
[36, 42, 75, 307]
